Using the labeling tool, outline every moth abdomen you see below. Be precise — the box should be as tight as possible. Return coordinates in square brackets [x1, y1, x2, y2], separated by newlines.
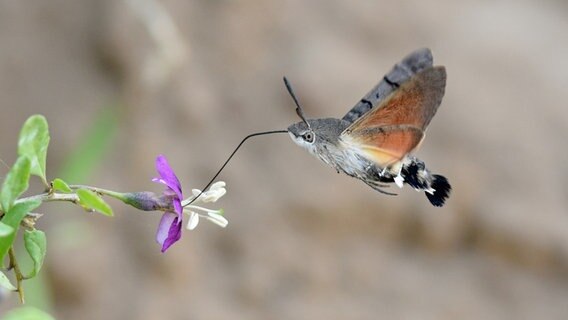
[401, 157, 451, 206]
[425, 175, 451, 207]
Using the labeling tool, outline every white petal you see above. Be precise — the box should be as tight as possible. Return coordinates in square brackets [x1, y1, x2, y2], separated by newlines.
[205, 212, 228, 228]
[187, 211, 200, 230]
[214, 188, 227, 199]
[210, 181, 226, 190]
[185, 204, 208, 213]
[205, 189, 226, 202]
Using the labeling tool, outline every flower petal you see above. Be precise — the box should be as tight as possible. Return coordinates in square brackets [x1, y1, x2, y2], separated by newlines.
[191, 186, 226, 203]
[187, 211, 199, 230]
[210, 181, 226, 190]
[208, 188, 226, 202]
[154, 155, 183, 200]
[205, 211, 228, 228]
[173, 199, 183, 216]
[156, 211, 182, 252]
[191, 189, 201, 197]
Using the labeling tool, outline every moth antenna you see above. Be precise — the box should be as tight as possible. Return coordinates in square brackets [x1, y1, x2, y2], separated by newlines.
[184, 129, 288, 206]
[283, 76, 311, 129]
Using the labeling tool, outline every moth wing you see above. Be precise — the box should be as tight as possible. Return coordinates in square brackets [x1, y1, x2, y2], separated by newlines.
[340, 66, 446, 167]
[341, 125, 424, 167]
[342, 48, 434, 124]
[346, 66, 446, 131]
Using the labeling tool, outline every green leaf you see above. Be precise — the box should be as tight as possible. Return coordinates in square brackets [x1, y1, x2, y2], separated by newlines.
[18, 115, 50, 185]
[1, 306, 55, 320]
[0, 156, 31, 213]
[0, 199, 41, 263]
[24, 230, 47, 279]
[52, 178, 72, 193]
[76, 189, 113, 216]
[0, 221, 15, 237]
[0, 270, 16, 291]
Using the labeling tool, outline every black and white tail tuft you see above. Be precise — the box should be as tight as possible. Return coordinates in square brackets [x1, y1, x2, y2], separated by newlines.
[400, 157, 451, 207]
[425, 174, 451, 207]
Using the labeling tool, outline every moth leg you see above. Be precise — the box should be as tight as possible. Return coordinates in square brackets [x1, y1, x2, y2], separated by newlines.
[365, 180, 397, 196]
[373, 185, 398, 196]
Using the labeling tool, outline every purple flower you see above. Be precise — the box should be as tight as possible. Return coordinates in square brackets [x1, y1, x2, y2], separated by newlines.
[152, 155, 183, 252]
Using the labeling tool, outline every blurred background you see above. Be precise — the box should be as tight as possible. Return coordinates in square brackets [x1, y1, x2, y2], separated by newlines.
[1, 0, 568, 319]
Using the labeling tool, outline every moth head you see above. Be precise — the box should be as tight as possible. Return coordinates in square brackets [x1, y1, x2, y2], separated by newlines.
[288, 120, 315, 150]
[288, 118, 349, 152]
[282, 77, 348, 154]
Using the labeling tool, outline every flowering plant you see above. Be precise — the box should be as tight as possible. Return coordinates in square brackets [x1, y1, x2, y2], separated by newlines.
[0, 115, 227, 307]
[150, 155, 227, 252]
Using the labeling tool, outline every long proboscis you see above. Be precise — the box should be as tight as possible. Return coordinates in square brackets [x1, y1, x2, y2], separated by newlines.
[184, 130, 288, 206]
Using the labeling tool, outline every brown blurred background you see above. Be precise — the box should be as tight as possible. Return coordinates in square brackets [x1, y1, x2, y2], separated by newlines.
[1, 0, 568, 319]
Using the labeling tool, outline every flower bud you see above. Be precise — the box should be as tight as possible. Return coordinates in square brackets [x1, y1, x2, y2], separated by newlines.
[121, 192, 172, 211]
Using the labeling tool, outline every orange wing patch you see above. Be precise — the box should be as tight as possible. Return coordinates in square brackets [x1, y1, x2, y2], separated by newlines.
[340, 66, 446, 167]
[342, 126, 424, 167]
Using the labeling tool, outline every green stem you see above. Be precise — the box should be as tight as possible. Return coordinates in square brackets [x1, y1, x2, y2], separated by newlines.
[68, 185, 128, 201]
[8, 247, 25, 303]
[17, 193, 79, 204]
[10, 185, 128, 209]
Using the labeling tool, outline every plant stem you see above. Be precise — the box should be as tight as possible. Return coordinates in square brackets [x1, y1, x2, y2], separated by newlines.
[18, 193, 79, 204]
[69, 185, 127, 201]
[8, 247, 25, 303]
[10, 185, 128, 209]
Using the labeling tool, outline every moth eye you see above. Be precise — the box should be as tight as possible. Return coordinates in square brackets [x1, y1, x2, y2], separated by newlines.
[303, 131, 314, 143]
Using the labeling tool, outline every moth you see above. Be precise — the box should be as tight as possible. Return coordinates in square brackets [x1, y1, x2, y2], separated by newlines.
[286, 48, 451, 206]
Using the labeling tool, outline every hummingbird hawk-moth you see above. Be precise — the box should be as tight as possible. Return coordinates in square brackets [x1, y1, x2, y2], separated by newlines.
[286, 48, 451, 207]
[188, 48, 451, 208]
